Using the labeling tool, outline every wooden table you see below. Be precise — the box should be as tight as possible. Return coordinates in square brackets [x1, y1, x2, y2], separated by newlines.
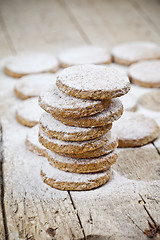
[0, 0, 160, 239]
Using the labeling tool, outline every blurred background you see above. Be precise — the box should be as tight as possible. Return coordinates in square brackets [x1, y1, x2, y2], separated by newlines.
[0, 0, 160, 59]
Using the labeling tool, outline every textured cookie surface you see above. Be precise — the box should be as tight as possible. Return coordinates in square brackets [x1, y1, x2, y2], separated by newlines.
[112, 41, 160, 65]
[4, 52, 59, 78]
[54, 98, 123, 127]
[56, 65, 130, 100]
[40, 112, 112, 141]
[25, 125, 47, 156]
[138, 90, 160, 111]
[112, 112, 159, 147]
[58, 135, 118, 158]
[39, 130, 111, 154]
[14, 73, 56, 100]
[47, 150, 118, 173]
[16, 97, 44, 127]
[39, 83, 110, 118]
[41, 160, 112, 191]
[128, 60, 160, 88]
[58, 45, 111, 67]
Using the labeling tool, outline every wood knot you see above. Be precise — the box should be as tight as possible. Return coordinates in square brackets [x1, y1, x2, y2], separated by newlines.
[46, 227, 57, 237]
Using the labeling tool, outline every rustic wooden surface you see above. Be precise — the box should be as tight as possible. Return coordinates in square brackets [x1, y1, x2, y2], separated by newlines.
[0, 0, 160, 239]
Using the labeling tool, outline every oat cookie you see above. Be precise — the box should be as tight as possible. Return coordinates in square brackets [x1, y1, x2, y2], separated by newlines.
[39, 83, 110, 119]
[47, 150, 118, 173]
[112, 41, 160, 66]
[39, 130, 111, 154]
[58, 45, 111, 67]
[41, 160, 112, 191]
[14, 73, 56, 100]
[112, 112, 159, 147]
[58, 135, 118, 158]
[138, 90, 160, 112]
[16, 97, 44, 127]
[4, 52, 59, 78]
[40, 112, 112, 141]
[128, 60, 160, 88]
[56, 65, 130, 100]
[53, 98, 123, 127]
[25, 125, 47, 156]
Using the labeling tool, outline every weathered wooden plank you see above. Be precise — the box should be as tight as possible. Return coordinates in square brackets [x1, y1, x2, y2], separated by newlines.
[0, 0, 85, 54]
[65, 0, 160, 48]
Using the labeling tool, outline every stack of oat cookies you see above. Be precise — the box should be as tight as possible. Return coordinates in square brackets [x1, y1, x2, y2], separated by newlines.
[38, 65, 130, 191]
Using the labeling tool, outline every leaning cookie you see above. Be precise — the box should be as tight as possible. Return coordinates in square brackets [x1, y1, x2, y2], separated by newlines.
[39, 82, 110, 119]
[14, 73, 56, 100]
[4, 52, 59, 78]
[112, 112, 159, 148]
[128, 60, 160, 88]
[47, 150, 118, 173]
[25, 125, 47, 157]
[112, 41, 160, 66]
[39, 130, 111, 154]
[16, 97, 44, 127]
[39, 112, 112, 141]
[58, 45, 111, 67]
[53, 98, 123, 127]
[41, 160, 112, 191]
[56, 65, 130, 100]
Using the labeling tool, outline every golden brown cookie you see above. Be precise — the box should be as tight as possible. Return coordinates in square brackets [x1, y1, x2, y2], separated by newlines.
[47, 150, 118, 173]
[57, 135, 118, 158]
[14, 73, 56, 100]
[112, 112, 159, 148]
[39, 130, 111, 154]
[138, 90, 160, 112]
[41, 160, 112, 191]
[56, 65, 130, 100]
[25, 125, 47, 157]
[4, 52, 59, 78]
[53, 98, 123, 127]
[58, 45, 111, 67]
[39, 83, 110, 119]
[128, 60, 160, 88]
[112, 41, 160, 66]
[16, 97, 44, 127]
[39, 112, 112, 141]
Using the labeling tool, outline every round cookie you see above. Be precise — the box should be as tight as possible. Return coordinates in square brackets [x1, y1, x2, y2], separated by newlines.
[138, 90, 160, 111]
[112, 41, 160, 66]
[53, 98, 123, 127]
[4, 52, 59, 78]
[39, 130, 111, 154]
[56, 135, 118, 159]
[112, 112, 159, 148]
[120, 91, 137, 112]
[40, 112, 112, 141]
[56, 65, 130, 100]
[25, 125, 47, 156]
[39, 83, 110, 119]
[47, 150, 118, 173]
[14, 73, 56, 100]
[41, 160, 112, 191]
[58, 45, 111, 67]
[16, 97, 44, 127]
[128, 60, 160, 88]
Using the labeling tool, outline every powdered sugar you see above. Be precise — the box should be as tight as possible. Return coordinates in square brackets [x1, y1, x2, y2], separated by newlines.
[57, 64, 130, 92]
[5, 52, 59, 74]
[58, 45, 111, 66]
[26, 125, 46, 151]
[120, 90, 137, 111]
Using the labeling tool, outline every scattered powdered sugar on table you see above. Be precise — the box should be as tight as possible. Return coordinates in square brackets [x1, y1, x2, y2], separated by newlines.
[58, 45, 111, 65]
[57, 64, 130, 91]
[16, 97, 44, 122]
[5, 52, 59, 73]
[112, 41, 160, 62]
[40, 82, 103, 109]
[128, 60, 160, 83]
